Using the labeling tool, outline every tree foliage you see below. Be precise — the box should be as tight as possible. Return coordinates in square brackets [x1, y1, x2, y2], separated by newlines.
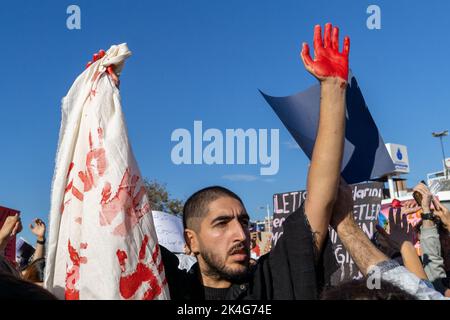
[144, 179, 184, 215]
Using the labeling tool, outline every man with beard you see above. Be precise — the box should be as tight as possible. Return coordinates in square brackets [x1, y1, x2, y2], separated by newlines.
[159, 22, 349, 300]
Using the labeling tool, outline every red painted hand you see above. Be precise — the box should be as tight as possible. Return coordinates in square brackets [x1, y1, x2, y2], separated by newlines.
[301, 23, 350, 83]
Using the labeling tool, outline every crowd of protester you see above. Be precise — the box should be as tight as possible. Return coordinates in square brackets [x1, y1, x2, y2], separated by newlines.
[370, 182, 450, 297]
[1, 23, 450, 300]
[0, 217, 56, 299]
[1, 181, 449, 300]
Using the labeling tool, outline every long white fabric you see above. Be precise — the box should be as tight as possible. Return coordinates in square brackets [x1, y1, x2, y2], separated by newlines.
[44, 44, 170, 300]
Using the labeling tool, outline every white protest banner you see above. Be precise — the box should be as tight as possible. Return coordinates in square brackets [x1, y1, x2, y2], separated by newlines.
[45, 44, 169, 300]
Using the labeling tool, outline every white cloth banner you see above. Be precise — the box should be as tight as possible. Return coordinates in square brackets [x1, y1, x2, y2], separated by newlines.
[44, 44, 170, 300]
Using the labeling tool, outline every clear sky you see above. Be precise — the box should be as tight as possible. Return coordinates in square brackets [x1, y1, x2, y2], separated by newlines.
[1, 0, 450, 242]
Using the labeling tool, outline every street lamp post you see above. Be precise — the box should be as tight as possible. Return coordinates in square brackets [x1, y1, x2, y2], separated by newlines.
[432, 130, 449, 180]
[258, 205, 272, 233]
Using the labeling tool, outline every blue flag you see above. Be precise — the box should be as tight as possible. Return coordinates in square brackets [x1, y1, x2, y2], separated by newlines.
[261, 73, 395, 184]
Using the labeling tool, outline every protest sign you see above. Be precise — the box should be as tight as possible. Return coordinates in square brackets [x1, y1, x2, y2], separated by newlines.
[272, 182, 384, 283]
[378, 199, 422, 254]
[0, 206, 20, 264]
[16, 237, 35, 269]
[152, 211, 185, 253]
[272, 190, 307, 247]
[330, 182, 384, 282]
[261, 73, 395, 184]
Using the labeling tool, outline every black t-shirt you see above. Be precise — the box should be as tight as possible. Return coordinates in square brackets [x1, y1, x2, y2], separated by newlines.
[160, 204, 338, 300]
[204, 287, 230, 300]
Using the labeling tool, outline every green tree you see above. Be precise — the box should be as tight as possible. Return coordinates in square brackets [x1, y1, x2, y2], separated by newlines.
[144, 180, 184, 215]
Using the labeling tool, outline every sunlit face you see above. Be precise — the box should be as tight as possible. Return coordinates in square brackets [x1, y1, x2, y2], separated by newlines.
[190, 196, 251, 282]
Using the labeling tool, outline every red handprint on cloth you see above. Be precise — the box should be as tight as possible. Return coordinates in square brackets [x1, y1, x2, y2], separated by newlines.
[78, 127, 107, 193]
[301, 23, 350, 83]
[116, 235, 167, 300]
[61, 128, 107, 215]
[100, 168, 150, 236]
[60, 162, 75, 214]
[65, 241, 88, 300]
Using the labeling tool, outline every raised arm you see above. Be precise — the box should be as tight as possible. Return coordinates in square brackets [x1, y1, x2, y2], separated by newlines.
[414, 183, 449, 294]
[29, 218, 46, 262]
[0, 214, 22, 255]
[330, 182, 448, 299]
[330, 181, 388, 274]
[378, 207, 428, 281]
[301, 23, 349, 252]
[432, 193, 450, 232]
[332, 186, 427, 280]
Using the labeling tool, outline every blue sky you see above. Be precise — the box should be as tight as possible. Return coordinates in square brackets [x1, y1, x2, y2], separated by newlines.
[1, 0, 450, 242]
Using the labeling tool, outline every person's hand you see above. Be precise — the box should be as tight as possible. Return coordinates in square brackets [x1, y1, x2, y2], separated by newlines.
[432, 196, 450, 231]
[0, 214, 22, 242]
[106, 65, 120, 88]
[330, 178, 354, 231]
[30, 218, 46, 241]
[372, 228, 400, 258]
[301, 23, 350, 84]
[86, 49, 120, 88]
[379, 208, 414, 251]
[400, 199, 422, 215]
[413, 182, 433, 212]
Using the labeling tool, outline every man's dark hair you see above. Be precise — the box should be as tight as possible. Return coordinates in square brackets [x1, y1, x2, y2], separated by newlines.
[183, 186, 244, 231]
[320, 278, 417, 300]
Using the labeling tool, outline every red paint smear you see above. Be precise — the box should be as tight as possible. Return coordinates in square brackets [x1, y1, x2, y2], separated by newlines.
[67, 162, 75, 178]
[78, 128, 107, 193]
[65, 180, 73, 194]
[88, 131, 93, 150]
[62, 127, 107, 216]
[117, 249, 128, 272]
[65, 240, 88, 300]
[100, 168, 150, 236]
[301, 23, 349, 82]
[139, 235, 150, 260]
[97, 127, 103, 140]
[151, 243, 159, 264]
[72, 185, 84, 202]
[61, 199, 71, 215]
[116, 235, 165, 300]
